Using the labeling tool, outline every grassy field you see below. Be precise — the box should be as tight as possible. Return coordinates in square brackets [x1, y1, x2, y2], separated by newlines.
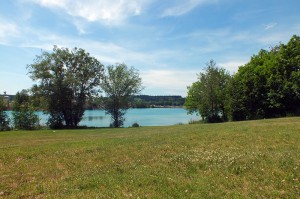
[0, 117, 299, 198]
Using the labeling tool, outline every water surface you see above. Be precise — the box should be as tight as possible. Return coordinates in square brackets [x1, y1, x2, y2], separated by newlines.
[13, 108, 200, 127]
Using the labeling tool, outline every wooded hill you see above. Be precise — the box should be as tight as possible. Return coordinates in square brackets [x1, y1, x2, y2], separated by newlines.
[86, 95, 185, 109]
[131, 95, 185, 108]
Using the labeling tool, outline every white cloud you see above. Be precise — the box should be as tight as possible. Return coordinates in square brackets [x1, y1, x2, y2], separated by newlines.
[33, 0, 66, 7]
[141, 69, 199, 96]
[3, 27, 197, 95]
[264, 22, 277, 30]
[30, 0, 147, 25]
[0, 20, 20, 44]
[219, 60, 247, 74]
[257, 32, 294, 46]
[161, 0, 217, 17]
[11, 28, 155, 67]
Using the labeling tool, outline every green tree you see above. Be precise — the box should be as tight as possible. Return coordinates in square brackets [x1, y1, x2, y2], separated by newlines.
[272, 35, 300, 115]
[228, 35, 300, 120]
[228, 50, 271, 120]
[100, 63, 143, 128]
[12, 90, 39, 130]
[0, 96, 10, 131]
[185, 60, 231, 122]
[27, 46, 104, 128]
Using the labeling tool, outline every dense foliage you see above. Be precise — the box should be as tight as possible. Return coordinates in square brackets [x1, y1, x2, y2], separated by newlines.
[185, 60, 231, 122]
[27, 46, 104, 128]
[227, 35, 300, 120]
[100, 63, 143, 128]
[186, 35, 300, 122]
[12, 90, 39, 130]
[0, 97, 10, 131]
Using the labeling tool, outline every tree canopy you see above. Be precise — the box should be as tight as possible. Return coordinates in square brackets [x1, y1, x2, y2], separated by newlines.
[27, 46, 104, 128]
[185, 35, 300, 122]
[100, 63, 143, 127]
[185, 60, 231, 122]
[227, 35, 300, 120]
[0, 96, 10, 131]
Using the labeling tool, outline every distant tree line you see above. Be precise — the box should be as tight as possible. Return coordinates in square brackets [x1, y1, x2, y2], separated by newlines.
[185, 35, 300, 122]
[131, 95, 185, 108]
[1, 94, 185, 110]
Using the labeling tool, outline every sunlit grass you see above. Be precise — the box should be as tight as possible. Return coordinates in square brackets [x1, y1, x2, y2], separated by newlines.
[0, 117, 299, 198]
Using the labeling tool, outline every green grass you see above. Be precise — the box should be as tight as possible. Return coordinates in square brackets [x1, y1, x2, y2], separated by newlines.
[0, 117, 299, 198]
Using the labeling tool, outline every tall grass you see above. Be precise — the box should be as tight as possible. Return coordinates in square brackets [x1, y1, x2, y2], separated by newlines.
[0, 117, 299, 198]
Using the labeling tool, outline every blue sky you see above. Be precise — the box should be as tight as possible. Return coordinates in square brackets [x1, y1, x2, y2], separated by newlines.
[1, 0, 300, 96]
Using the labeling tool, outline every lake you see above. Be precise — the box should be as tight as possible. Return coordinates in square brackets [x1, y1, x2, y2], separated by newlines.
[29, 108, 199, 127]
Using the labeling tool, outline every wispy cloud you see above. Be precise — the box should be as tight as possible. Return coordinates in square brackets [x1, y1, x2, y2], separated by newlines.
[0, 20, 20, 44]
[161, 0, 217, 17]
[257, 32, 295, 46]
[141, 69, 199, 96]
[219, 60, 248, 74]
[15, 32, 199, 95]
[3, 0, 300, 96]
[264, 22, 277, 30]
[30, 0, 147, 25]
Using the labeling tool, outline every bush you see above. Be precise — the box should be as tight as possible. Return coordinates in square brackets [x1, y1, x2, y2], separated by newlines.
[131, 122, 140, 127]
[12, 107, 39, 130]
[0, 111, 10, 131]
[47, 112, 64, 129]
[12, 91, 40, 130]
[174, 123, 184, 125]
[0, 97, 10, 131]
[188, 119, 202, 125]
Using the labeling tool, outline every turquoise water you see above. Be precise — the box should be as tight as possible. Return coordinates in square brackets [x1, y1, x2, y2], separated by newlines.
[15, 108, 199, 127]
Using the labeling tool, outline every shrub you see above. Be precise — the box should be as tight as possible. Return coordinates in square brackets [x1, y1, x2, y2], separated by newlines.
[0, 97, 10, 131]
[0, 111, 10, 131]
[131, 122, 140, 127]
[12, 106, 39, 130]
[12, 91, 40, 130]
[188, 119, 202, 125]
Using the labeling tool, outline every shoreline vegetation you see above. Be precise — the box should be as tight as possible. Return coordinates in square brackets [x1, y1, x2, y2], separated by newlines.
[0, 95, 185, 111]
[1, 35, 299, 130]
[0, 117, 299, 197]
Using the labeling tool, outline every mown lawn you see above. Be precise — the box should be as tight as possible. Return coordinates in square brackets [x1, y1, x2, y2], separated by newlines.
[0, 117, 299, 198]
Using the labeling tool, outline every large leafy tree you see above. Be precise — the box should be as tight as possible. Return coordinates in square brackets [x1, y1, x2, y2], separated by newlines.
[228, 50, 271, 120]
[273, 35, 300, 114]
[228, 35, 300, 120]
[100, 63, 143, 128]
[185, 60, 231, 122]
[28, 46, 104, 128]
